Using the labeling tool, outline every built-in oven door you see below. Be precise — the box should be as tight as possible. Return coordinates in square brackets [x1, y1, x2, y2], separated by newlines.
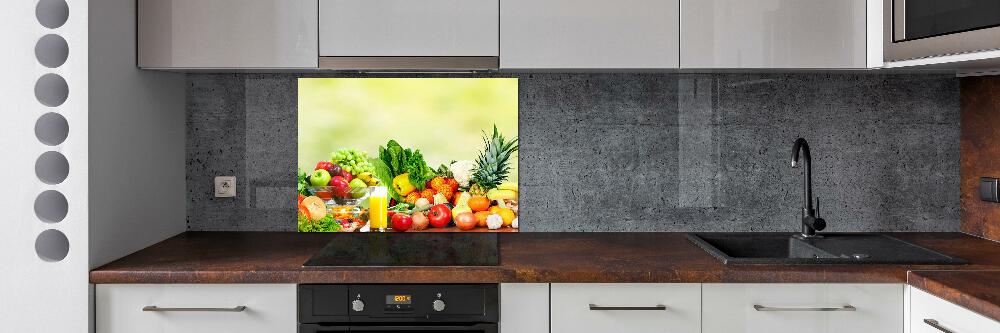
[885, 0, 1000, 61]
[300, 323, 498, 333]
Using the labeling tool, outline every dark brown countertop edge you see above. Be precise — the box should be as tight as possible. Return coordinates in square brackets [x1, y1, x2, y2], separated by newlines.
[908, 270, 1000, 323]
[90, 232, 1000, 285]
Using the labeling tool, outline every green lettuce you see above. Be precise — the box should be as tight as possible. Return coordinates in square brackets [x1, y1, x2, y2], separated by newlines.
[378, 140, 434, 190]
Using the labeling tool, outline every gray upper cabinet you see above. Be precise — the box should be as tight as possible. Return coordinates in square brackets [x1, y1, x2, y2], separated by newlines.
[680, 0, 869, 69]
[138, 0, 318, 69]
[500, 0, 680, 69]
[319, 0, 500, 57]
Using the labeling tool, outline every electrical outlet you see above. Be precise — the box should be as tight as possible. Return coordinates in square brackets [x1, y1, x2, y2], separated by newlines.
[215, 176, 236, 197]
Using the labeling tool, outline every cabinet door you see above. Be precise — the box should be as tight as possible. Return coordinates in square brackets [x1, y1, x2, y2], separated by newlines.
[702, 283, 903, 333]
[319, 0, 499, 57]
[138, 0, 318, 69]
[680, 0, 867, 68]
[96, 284, 297, 333]
[551, 283, 700, 333]
[910, 287, 1000, 333]
[500, 283, 548, 333]
[501, 0, 680, 69]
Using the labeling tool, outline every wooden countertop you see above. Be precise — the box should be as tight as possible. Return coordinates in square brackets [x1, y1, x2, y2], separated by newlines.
[91, 232, 1000, 285]
[89, 232, 1000, 321]
[908, 270, 1000, 322]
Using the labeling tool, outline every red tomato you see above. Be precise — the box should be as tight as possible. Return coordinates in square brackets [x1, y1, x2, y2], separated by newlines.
[392, 213, 413, 232]
[427, 204, 451, 228]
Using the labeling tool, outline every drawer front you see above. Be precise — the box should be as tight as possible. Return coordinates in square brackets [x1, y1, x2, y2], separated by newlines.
[703, 283, 903, 333]
[96, 284, 296, 333]
[551, 283, 701, 333]
[910, 287, 1000, 333]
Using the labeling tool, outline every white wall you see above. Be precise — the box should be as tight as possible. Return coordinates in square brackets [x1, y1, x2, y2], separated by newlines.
[0, 0, 185, 331]
[88, 0, 186, 269]
[0, 0, 90, 331]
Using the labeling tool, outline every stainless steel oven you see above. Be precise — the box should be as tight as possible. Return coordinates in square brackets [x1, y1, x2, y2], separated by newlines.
[885, 0, 1000, 61]
[299, 284, 499, 333]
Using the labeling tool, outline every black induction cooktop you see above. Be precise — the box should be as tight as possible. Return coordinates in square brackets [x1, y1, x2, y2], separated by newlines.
[303, 233, 500, 266]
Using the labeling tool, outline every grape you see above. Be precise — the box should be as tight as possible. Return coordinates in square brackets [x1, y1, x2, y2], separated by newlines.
[330, 148, 373, 176]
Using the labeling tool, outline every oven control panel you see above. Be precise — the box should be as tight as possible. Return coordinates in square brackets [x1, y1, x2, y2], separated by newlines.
[385, 294, 414, 312]
[298, 284, 497, 323]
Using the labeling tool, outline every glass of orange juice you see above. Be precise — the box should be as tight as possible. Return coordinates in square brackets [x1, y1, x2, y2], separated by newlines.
[369, 186, 388, 232]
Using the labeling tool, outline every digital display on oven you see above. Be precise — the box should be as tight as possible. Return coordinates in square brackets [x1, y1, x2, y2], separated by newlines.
[386, 295, 412, 305]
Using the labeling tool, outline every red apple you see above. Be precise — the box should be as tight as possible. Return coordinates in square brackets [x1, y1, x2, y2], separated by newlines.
[315, 161, 335, 174]
[329, 176, 350, 198]
[338, 169, 353, 182]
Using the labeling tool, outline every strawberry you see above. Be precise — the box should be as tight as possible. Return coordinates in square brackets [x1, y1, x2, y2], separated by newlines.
[430, 176, 447, 191]
[421, 188, 437, 200]
[445, 178, 459, 192]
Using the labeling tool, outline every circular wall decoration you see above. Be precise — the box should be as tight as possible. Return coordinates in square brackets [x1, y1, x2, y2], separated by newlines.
[35, 229, 69, 262]
[34, 73, 69, 107]
[35, 112, 69, 146]
[35, 0, 69, 29]
[35, 34, 68, 68]
[34, 190, 68, 223]
[35, 151, 69, 184]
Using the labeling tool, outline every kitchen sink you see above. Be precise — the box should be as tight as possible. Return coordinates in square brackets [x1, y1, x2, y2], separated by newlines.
[687, 233, 966, 265]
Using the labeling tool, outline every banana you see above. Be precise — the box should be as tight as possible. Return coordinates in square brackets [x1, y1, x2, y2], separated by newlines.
[486, 189, 517, 201]
[497, 182, 518, 192]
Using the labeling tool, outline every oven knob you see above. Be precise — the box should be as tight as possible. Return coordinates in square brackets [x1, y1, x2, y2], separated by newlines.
[432, 299, 446, 312]
[351, 299, 365, 312]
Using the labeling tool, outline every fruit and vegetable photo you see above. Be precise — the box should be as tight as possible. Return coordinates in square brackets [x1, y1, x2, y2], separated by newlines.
[297, 78, 519, 232]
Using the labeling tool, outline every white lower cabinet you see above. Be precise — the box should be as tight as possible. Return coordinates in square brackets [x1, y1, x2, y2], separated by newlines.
[500, 283, 549, 333]
[702, 283, 904, 333]
[909, 287, 1000, 333]
[551, 283, 701, 333]
[96, 284, 297, 333]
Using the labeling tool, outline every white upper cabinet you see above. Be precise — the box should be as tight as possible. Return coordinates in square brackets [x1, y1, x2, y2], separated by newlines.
[319, 0, 500, 57]
[138, 0, 319, 69]
[680, 0, 872, 69]
[500, 0, 680, 69]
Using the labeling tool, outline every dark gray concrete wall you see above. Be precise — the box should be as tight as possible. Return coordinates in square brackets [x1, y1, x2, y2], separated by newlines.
[186, 73, 960, 232]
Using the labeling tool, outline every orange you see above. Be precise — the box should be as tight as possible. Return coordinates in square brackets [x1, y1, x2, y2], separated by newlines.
[468, 196, 491, 212]
[474, 211, 490, 227]
[489, 206, 501, 214]
[497, 208, 516, 227]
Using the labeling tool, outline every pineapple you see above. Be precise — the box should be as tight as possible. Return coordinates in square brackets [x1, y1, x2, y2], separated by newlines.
[471, 126, 518, 193]
[468, 183, 487, 196]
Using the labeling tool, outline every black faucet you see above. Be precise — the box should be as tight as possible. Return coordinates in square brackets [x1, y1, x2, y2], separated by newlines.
[791, 138, 826, 238]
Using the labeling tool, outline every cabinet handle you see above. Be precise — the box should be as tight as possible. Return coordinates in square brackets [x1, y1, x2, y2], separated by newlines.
[753, 304, 856, 312]
[142, 306, 247, 312]
[589, 304, 667, 311]
[923, 319, 955, 333]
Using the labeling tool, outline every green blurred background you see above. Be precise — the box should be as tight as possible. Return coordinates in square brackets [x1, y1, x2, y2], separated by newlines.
[298, 78, 518, 182]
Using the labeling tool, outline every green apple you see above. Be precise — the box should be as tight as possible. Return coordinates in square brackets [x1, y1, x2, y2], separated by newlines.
[348, 178, 368, 198]
[349, 178, 367, 189]
[310, 169, 332, 186]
